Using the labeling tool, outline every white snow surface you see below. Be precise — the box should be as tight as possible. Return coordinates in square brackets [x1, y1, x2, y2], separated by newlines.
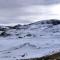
[0, 20, 60, 60]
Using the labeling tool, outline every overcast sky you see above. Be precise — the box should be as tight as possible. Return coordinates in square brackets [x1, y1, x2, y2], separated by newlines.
[0, 0, 60, 25]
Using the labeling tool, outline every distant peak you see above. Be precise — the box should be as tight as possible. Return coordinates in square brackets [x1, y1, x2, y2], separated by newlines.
[41, 19, 60, 25]
[28, 19, 60, 25]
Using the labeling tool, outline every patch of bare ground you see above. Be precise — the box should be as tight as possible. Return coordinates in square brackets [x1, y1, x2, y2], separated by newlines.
[20, 52, 60, 60]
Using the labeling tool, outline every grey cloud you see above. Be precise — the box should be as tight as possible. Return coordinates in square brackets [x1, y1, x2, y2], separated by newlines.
[0, 0, 60, 24]
[0, 0, 60, 8]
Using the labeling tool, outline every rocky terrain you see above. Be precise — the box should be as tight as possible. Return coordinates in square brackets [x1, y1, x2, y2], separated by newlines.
[0, 19, 60, 60]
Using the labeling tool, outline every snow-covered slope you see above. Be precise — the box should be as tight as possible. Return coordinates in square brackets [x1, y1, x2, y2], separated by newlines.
[0, 19, 60, 60]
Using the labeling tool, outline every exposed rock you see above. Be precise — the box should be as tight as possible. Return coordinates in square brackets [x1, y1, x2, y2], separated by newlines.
[8, 24, 21, 29]
[26, 34, 32, 37]
[0, 31, 10, 37]
[41, 19, 60, 25]
[18, 36, 23, 38]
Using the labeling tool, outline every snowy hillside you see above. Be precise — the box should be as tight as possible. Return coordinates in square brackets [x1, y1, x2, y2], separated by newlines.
[0, 19, 60, 60]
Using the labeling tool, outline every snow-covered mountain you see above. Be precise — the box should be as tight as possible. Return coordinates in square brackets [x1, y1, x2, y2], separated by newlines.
[0, 19, 60, 60]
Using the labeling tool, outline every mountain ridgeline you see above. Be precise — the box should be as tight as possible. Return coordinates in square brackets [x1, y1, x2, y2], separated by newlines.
[0, 19, 60, 37]
[0, 19, 60, 30]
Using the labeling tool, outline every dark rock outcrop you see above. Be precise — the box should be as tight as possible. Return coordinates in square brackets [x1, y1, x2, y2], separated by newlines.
[0, 31, 10, 37]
